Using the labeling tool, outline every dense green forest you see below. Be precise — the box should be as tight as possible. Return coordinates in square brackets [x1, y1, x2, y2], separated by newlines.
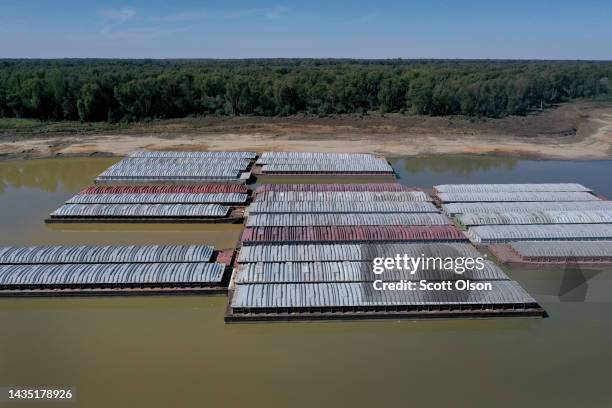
[0, 59, 610, 122]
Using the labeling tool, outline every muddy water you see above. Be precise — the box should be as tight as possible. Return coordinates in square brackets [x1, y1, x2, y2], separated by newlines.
[1, 156, 612, 408]
[0, 158, 243, 248]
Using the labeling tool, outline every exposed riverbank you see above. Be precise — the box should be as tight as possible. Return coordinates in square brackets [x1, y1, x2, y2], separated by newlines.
[1, 101, 611, 161]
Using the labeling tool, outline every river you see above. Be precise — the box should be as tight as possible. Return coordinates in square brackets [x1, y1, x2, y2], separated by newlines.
[0, 156, 611, 408]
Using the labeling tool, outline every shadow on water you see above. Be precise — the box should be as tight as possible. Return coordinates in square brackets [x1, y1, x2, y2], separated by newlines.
[558, 266, 602, 302]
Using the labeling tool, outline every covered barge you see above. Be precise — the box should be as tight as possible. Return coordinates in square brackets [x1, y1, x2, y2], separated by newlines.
[490, 241, 612, 266]
[0, 245, 232, 296]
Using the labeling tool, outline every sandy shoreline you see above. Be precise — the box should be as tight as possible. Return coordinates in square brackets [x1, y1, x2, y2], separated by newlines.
[1, 102, 611, 161]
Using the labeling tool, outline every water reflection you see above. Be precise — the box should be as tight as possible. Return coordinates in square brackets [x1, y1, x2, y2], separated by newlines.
[0, 158, 118, 193]
[391, 157, 612, 195]
[398, 155, 518, 176]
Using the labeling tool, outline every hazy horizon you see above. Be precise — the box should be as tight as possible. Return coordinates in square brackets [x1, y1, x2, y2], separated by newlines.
[1, 0, 610, 60]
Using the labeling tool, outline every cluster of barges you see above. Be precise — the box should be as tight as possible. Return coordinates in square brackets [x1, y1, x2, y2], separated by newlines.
[47, 152, 256, 223]
[22, 151, 612, 322]
[0, 245, 232, 296]
[226, 182, 544, 322]
[433, 183, 612, 266]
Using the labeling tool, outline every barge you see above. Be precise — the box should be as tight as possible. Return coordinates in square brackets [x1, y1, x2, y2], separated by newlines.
[0, 245, 234, 296]
[490, 241, 612, 267]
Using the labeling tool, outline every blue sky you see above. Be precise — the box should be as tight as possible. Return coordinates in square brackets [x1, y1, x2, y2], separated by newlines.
[1, 0, 610, 59]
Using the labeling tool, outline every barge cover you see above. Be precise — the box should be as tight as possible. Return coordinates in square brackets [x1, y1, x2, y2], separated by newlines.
[240, 225, 466, 244]
[226, 281, 546, 322]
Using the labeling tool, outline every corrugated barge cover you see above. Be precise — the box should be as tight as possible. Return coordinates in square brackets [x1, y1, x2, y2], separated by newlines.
[81, 185, 249, 194]
[510, 241, 612, 258]
[111, 157, 251, 168]
[442, 201, 612, 216]
[50, 204, 229, 218]
[235, 260, 507, 283]
[248, 201, 438, 214]
[256, 152, 394, 174]
[230, 281, 538, 309]
[436, 191, 598, 203]
[237, 243, 481, 263]
[245, 213, 450, 227]
[256, 152, 384, 164]
[254, 191, 432, 202]
[467, 224, 612, 243]
[457, 210, 612, 226]
[434, 183, 591, 193]
[0, 263, 225, 286]
[67, 193, 248, 204]
[96, 157, 251, 182]
[102, 158, 251, 171]
[129, 151, 256, 159]
[0, 245, 214, 264]
[240, 226, 465, 243]
[97, 173, 241, 182]
[255, 184, 413, 193]
[97, 168, 242, 180]
[261, 163, 393, 174]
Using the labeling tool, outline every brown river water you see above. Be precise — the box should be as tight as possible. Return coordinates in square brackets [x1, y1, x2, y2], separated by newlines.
[0, 156, 611, 408]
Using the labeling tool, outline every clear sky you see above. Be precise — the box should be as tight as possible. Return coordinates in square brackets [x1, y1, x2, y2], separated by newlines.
[1, 0, 610, 59]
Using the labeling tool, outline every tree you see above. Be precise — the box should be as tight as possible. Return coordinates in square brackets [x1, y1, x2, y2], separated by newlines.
[77, 83, 106, 121]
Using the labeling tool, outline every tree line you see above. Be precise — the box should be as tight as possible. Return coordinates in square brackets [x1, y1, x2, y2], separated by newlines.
[0, 59, 610, 122]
